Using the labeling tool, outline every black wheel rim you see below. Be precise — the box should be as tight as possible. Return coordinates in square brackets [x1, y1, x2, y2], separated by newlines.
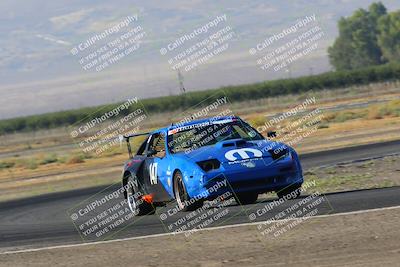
[126, 184, 137, 214]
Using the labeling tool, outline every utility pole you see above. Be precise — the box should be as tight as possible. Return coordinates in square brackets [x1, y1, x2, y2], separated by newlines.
[285, 66, 292, 79]
[177, 69, 186, 94]
[309, 67, 314, 76]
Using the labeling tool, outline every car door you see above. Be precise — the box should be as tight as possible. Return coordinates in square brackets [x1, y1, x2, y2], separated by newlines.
[142, 132, 173, 202]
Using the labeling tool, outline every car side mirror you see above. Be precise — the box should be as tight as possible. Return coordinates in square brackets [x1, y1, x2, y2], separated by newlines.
[267, 131, 277, 138]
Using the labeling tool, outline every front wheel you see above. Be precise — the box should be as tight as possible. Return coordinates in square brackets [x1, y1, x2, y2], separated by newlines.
[234, 192, 258, 205]
[277, 185, 301, 199]
[173, 171, 203, 211]
[126, 175, 155, 216]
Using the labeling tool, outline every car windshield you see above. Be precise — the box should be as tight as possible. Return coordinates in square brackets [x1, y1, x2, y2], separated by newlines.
[167, 121, 263, 153]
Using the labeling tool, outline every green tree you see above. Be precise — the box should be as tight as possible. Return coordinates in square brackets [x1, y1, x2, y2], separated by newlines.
[328, 18, 353, 70]
[377, 11, 400, 62]
[369, 2, 387, 21]
[329, 2, 387, 70]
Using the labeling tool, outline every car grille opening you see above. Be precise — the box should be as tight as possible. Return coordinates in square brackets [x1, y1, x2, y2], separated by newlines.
[197, 159, 221, 172]
[268, 147, 288, 160]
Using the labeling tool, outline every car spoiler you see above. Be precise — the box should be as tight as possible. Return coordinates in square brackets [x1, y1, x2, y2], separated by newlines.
[120, 132, 150, 159]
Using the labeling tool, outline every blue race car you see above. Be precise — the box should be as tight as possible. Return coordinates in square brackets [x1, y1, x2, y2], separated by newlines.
[122, 116, 303, 215]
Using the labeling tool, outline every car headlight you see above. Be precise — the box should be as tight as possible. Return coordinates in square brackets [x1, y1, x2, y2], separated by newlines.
[197, 159, 221, 172]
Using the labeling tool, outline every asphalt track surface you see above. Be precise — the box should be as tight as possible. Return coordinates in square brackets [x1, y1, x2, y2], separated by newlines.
[0, 140, 399, 251]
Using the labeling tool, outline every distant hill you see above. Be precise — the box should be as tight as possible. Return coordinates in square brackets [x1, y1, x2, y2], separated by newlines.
[1, 0, 400, 119]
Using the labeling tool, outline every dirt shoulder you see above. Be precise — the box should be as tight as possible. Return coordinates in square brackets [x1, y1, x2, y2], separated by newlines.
[1, 207, 399, 267]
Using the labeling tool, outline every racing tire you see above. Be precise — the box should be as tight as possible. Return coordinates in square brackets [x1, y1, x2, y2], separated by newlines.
[277, 184, 301, 199]
[173, 170, 204, 212]
[126, 175, 155, 216]
[234, 192, 258, 205]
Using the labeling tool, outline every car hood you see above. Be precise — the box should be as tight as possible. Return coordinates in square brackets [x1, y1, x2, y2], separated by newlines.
[173, 139, 288, 163]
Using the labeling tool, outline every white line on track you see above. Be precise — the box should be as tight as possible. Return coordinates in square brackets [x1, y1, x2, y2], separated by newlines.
[2, 205, 400, 255]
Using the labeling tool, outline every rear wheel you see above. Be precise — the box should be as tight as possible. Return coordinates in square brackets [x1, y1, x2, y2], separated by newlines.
[173, 170, 203, 211]
[234, 192, 258, 205]
[126, 175, 155, 216]
[277, 185, 301, 199]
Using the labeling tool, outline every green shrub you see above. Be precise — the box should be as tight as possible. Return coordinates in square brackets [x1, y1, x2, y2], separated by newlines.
[39, 153, 58, 165]
[67, 155, 85, 164]
[379, 100, 400, 117]
[331, 111, 366, 123]
[0, 161, 15, 169]
[18, 158, 38, 170]
[317, 123, 330, 129]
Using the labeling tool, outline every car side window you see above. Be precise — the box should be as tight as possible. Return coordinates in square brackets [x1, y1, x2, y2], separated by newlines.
[148, 133, 166, 158]
[136, 138, 148, 156]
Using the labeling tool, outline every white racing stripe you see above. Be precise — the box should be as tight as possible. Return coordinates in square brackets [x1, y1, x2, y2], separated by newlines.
[2, 205, 400, 255]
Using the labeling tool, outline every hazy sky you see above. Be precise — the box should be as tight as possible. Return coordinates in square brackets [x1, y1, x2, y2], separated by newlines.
[1, 0, 399, 119]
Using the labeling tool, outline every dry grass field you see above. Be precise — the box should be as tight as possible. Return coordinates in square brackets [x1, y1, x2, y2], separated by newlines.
[0, 81, 399, 202]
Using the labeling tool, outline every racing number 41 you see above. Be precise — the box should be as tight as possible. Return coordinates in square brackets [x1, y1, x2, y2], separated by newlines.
[149, 163, 158, 185]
